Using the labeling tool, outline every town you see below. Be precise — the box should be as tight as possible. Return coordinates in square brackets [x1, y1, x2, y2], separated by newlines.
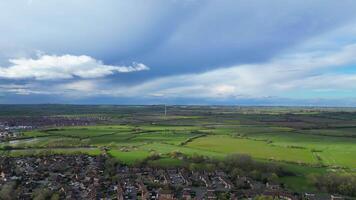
[0, 116, 106, 142]
[0, 154, 345, 200]
[0, 154, 293, 200]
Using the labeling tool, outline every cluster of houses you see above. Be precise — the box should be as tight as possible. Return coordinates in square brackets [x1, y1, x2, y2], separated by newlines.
[0, 123, 23, 141]
[0, 155, 110, 199]
[115, 166, 303, 200]
[0, 154, 345, 200]
[0, 116, 106, 129]
[0, 130, 19, 141]
[0, 116, 107, 142]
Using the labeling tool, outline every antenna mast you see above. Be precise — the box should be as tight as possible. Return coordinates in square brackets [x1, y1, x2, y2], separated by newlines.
[164, 104, 167, 118]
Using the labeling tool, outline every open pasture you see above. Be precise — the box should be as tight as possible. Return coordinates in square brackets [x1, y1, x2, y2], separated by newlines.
[4, 121, 356, 169]
[2, 105, 356, 192]
[185, 135, 317, 164]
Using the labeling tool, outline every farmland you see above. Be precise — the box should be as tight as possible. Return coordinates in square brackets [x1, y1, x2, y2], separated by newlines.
[1, 105, 356, 193]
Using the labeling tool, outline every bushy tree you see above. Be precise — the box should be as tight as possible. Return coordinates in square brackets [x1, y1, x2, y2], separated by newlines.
[32, 187, 53, 200]
[0, 182, 17, 200]
[310, 173, 356, 197]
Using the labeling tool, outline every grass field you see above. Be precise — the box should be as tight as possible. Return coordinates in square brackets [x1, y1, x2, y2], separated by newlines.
[108, 150, 150, 165]
[3, 124, 356, 169]
[1, 105, 356, 192]
[3, 124, 356, 170]
[186, 135, 317, 164]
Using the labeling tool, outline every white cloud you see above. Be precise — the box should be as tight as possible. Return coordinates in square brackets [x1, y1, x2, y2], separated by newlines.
[4, 42, 356, 100]
[102, 42, 356, 99]
[0, 54, 149, 80]
[0, 83, 44, 95]
[59, 80, 97, 92]
[3, 26, 356, 101]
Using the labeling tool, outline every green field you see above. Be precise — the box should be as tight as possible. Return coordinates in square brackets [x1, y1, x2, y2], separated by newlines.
[1, 105, 356, 192]
[186, 135, 317, 164]
[3, 124, 356, 170]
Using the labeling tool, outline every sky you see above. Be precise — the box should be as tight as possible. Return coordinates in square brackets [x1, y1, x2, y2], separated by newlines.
[1, 0, 356, 106]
